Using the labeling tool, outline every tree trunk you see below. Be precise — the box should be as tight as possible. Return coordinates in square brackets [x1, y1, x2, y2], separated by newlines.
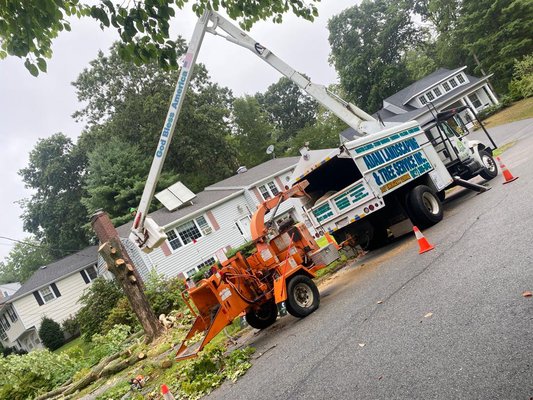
[91, 211, 164, 342]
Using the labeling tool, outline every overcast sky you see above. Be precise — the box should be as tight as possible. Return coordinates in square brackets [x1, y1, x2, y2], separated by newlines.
[0, 0, 356, 262]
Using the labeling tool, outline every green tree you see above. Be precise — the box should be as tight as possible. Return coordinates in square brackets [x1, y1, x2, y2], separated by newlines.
[232, 95, 277, 168]
[288, 106, 347, 153]
[454, 0, 533, 93]
[508, 54, 533, 99]
[0, 1, 320, 75]
[0, 238, 52, 284]
[38, 317, 65, 351]
[81, 138, 151, 225]
[255, 77, 318, 143]
[18, 134, 91, 258]
[76, 278, 123, 340]
[328, 0, 422, 113]
[73, 43, 239, 194]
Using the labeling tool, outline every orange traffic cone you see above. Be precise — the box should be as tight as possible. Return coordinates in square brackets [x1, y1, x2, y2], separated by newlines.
[161, 384, 176, 400]
[413, 226, 434, 254]
[496, 156, 518, 184]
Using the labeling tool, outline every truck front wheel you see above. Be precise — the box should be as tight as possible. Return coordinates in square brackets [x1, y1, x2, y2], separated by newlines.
[245, 301, 278, 329]
[478, 150, 498, 180]
[407, 185, 443, 229]
[285, 275, 320, 318]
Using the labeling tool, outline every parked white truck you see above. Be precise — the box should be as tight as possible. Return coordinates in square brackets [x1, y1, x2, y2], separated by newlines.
[291, 107, 498, 248]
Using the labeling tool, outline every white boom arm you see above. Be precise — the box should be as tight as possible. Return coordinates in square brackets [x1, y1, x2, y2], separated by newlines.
[131, 10, 385, 252]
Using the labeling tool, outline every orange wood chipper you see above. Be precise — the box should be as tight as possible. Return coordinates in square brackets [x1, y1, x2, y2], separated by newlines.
[176, 180, 339, 360]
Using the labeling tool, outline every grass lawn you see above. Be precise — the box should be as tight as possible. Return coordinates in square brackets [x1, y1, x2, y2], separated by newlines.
[482, 97, 533, 129]
[54, 336, 92, 354]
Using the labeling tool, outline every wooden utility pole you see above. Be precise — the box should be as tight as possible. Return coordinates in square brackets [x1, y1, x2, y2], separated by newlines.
[91, 211, 163, 342]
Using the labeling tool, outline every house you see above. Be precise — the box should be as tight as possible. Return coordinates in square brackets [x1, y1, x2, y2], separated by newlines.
[0, 282, 21, 300]
[340, 67, 499, 142]
[0, 246, 99, 352]
[118, 156, 312, 279]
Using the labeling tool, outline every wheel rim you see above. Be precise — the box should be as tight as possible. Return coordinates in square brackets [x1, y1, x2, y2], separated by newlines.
[422, 192, 439, 215]
[482, 154, 496, 173]
[293, 283, 314, 308]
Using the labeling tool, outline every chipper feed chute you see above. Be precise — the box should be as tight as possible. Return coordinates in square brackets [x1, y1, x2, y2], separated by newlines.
[175, 266, 250, 360]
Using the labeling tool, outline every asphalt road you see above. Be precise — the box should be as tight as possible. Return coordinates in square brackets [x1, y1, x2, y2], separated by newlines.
[208, 119, 533, 400]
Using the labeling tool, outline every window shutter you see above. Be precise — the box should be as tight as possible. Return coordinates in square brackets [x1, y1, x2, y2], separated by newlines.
[80, 270, 90, 284]
[50, 283, 61, 298]
[33, 291, 44, 306]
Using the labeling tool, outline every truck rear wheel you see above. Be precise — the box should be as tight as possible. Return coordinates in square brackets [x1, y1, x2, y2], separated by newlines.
[285, 275, 320, 318]
[407, 185, 443, 229]
[478, 150, 498, 180]
[245, 301, 278, 329]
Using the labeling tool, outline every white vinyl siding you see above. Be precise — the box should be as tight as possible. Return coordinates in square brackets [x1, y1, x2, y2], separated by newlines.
[14, 272, 93, 333]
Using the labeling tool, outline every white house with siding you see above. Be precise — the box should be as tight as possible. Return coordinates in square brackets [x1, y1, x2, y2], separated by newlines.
[340, 66, 499, 141]
[118, 156, 311, 279]
[0, 246, 99, 352]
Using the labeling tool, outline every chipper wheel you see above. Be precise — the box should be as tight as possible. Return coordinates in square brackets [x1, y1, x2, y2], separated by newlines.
[285, 275, 320, 318]
[245, 300, 278, 329]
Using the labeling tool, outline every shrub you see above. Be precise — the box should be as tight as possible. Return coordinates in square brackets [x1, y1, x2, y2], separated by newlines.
[62, 315, 80, 338]
[0, 350, 81, 399]
[145, 270, 186, 315]
[77, 278, 123, 341]
[38, 317, 65, 351]
[102, 296, 139, 333]
[508, 55, 533, 100]
[88, 324, 132, 365]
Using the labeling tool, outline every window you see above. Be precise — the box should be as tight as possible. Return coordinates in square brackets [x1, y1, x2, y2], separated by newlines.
[468, 93, 482, 108]
[0, 315, 10, 331]
[267, 181, 280, 196]
[7, 305, 17, 323]
[258, 180, 280, 200]
[196, 215, 212, 235]
[176, 221, 202, 245]
[0, 325, 7, 341]
[166, 216, 210, 251]
[258, 184, 271, 200]
[80, 265, 98, 284]
[456, 73, 465, 84]
[443, 82, 451, 92]
[196, 257, 216, 270]
[449, 78, 458, 88]
[426, 91, 435, 101]
[419, 96, 427, 105]
[166, 229, 182, 250]
[433, 87, 442, 97]
[40, 286, 56, 303]
[186, 267, 198, 277]
[86, 266, 98, 281]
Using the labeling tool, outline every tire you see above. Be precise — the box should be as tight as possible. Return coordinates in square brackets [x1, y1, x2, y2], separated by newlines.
[407, 185, 443, 229]
[478, 150, 498, 181]
[436, 190, 445, 203]
[245, 301, 278, 329]
[285, 275, 320, 318]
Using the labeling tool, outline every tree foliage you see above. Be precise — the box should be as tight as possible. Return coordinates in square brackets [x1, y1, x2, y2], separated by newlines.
[0, 0, 320, 75]
[328, 0, 421, 113]
[18, 133, 91, 258]
[38, 317, 65, 351]
[0, 238, 52, 284]
[508, 54, 533, 100]
[255, 77, 318, 143]
[231, 95, 277, 167]
[77, 278, 123, 340]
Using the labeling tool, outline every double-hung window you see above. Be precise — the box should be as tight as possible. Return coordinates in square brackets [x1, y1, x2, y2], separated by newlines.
[6, 305, 17, 323]
[166, 215, 212, 251]
[40, 286, 56, 303]
[80, 265, 98, 284]
[468, 93, 482, 109]
[258, 181, 280, 200]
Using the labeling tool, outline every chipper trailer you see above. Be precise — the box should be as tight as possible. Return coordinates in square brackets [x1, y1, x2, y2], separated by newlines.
[175, 180, 336, 360]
